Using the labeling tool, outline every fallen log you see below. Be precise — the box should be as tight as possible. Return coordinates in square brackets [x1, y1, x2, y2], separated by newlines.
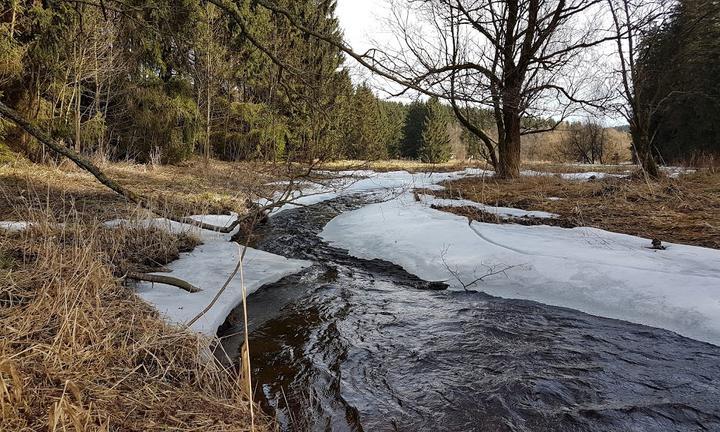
[126, 272, 202, 293]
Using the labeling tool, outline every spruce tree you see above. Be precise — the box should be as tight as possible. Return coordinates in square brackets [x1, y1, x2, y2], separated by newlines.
[379, 100, 407, 158]
[344, 84, 386, 160]
[636, 0, 720, 163]
[419, 97, 452, 163]
[401, 101, 428, 158]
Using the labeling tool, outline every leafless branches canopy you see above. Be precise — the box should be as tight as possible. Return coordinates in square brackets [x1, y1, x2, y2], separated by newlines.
[367, 0, 615, 178]
[606, 0, 673, 177]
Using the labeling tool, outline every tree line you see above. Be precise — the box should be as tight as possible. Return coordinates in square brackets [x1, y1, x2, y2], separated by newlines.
[0, 0, 506, 165]
[634, 0, 720, 165]
[1, 0, 343, 163]
[2, 0, 718, 176]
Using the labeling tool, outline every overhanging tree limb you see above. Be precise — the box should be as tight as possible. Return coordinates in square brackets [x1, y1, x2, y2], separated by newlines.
[0, 100, 144, 204]
[0, 99, 319, 233]
[0, 100, 245, 232]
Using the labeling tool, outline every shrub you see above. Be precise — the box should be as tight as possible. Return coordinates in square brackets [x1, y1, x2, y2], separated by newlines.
[211, 100, 287, 162]
[117, 80, 200, 164]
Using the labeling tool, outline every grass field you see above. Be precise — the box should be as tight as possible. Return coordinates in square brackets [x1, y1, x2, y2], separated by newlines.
[0, 158, 277, 431]
[0, 157, 290, 222]
[430, 170, 720, 249]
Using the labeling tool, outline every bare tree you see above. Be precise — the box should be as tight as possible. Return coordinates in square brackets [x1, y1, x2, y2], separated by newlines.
[373, 0, 614, 178]
[560, 120, 607, 163]
[606, 0, 673, 178]
[213, 0, 608, 178]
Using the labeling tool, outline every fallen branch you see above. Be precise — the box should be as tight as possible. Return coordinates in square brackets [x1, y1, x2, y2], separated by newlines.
[126, 272, 202, 293]
[0, 100, 242, 232]
[181, 216, 241, 233]
[440, 247, 518, 292]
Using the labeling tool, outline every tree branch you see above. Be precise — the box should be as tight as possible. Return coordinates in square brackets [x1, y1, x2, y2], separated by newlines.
[126, 272, 202, 293]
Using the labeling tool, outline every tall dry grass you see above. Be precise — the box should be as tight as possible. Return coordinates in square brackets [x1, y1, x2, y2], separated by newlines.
[0, 208, 267, 431]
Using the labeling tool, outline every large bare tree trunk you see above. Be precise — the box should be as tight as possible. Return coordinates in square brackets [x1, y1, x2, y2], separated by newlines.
[497, 117, 522, 179]
[497, 87, 522, 179]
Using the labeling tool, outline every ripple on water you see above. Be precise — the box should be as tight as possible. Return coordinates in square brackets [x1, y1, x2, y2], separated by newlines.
[220, 196, 720, 432]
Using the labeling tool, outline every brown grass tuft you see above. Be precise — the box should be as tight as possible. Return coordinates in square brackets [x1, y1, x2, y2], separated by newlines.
[0, 213, 268, 431]
[434, 170, 720, 249]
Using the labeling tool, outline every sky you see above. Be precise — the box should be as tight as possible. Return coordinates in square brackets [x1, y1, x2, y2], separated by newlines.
[335, 0, 398, 90]
[334, 0, 624, 124]
[335, 0, 383, 54]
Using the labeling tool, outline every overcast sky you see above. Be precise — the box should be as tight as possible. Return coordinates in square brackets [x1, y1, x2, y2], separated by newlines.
[335, 0, 623, 124]
[335, 0, 397, 90]
[335, 0, 384, 52]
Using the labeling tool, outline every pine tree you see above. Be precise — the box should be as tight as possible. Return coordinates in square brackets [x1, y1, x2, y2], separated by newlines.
[420, 97, 452, 163]
[401, 101, 428, 158]
[636, 0, 720, 163]
[345, 84, 386, 160]
[378, 100, 407, 158]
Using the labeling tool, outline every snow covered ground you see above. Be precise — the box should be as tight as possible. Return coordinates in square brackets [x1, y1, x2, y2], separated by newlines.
[260, 168, 494, 214]
[260, 164, 696, 215]
[321, 192, 720, 346]
[107, 215, 310, 336]
[0, 221, 33, 232]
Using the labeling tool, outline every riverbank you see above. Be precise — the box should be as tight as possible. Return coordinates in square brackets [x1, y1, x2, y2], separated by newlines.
[0, 158, 291, 431]
[321, 159, 637, 174]
[0, 157, 289, 222]
[431, 169, 720, 249]
[0, 215, 270, 431]
[227, 191, 720, 431]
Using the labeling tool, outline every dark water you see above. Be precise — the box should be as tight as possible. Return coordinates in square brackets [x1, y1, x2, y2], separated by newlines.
[220, 196, 720, 432]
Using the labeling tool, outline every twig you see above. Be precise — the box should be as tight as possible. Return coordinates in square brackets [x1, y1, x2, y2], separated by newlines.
[185, 242, 246, 328]
[440, 247, 517, 292]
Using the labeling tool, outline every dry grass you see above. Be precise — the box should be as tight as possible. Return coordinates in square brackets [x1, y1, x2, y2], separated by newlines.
[321, 159, 636, 175]
[0, 158, 278, 430]
[433, 171, 720, 249]
[521, 127, 633, 163]
[0, 210, 269, 431]
[430, 204, 579, 229]
[320, 159, 490, 173]
[0, 157, 285, 222]
[520, 161, 634, 174]
[21, 221, 200, 277]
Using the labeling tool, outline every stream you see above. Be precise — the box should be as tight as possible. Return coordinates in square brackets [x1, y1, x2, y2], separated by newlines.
[219, 194, 720, 432]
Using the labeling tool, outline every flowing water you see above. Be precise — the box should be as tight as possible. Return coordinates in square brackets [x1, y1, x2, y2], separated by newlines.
[219, 195, 720, 432]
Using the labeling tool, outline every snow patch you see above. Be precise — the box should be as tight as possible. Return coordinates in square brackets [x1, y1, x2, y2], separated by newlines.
[521, 170, 625, 180]
[662, 166, 696, 178]
[0, 221, 33, 232]
[320, 194, 720, 345]
[107, 214, 310, 336]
